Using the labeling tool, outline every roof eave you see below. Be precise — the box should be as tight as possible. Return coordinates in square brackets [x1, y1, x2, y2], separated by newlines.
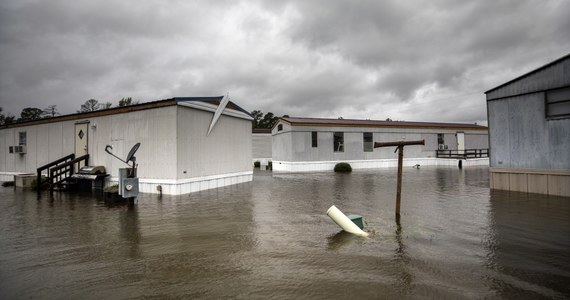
[485, 52, 570, 94]
[0, 99, 177, 129]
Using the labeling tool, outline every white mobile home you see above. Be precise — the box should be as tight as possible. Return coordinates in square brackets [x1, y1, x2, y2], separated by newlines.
[272, 117, 488, 172]
[486, 53, 570, 197]
[252, 128, 272, 165]
[0, 97, 253, 195]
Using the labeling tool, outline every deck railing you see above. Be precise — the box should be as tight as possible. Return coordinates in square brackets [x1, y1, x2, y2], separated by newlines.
[435, 149, 489, 159]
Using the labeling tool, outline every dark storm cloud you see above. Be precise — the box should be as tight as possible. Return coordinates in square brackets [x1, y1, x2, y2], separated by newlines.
[281, 0, 570, 102]
[1, 0, 569, 124]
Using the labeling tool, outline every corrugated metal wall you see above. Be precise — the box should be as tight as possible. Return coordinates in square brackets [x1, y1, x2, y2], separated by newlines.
[488, 93, 570, 169]
[487, 56, 570, 170]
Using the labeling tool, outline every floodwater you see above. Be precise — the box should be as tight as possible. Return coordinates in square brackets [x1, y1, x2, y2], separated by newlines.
[1, 167, 569, 299]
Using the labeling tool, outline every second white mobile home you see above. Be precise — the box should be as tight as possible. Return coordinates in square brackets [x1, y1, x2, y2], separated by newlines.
[272, 117, 488, 172]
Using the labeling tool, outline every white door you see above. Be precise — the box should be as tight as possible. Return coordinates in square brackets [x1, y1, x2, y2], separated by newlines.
[75, 123, 89, 167]
[456, 132, 465, 153]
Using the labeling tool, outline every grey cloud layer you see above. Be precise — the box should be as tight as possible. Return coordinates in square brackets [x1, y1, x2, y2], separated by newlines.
[1, 0, 569, 124]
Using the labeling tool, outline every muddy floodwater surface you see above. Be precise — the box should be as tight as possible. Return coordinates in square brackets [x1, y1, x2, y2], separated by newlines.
[1, 167, 569, 299]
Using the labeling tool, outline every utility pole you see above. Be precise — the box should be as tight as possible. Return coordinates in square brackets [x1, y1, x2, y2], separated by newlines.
[374, 140, 425, 219]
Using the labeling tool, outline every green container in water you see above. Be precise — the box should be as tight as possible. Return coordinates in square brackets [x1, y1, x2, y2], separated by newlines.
[347, 214, 364, 230]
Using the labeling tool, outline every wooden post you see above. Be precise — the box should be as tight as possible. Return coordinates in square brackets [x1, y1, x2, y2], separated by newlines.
[396, 145, 403, 216]
[374, 140, 425, 218]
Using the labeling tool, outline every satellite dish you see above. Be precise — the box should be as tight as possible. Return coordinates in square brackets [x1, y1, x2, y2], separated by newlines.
[105, 142, 141, 166]
[126, 142, 141, 163]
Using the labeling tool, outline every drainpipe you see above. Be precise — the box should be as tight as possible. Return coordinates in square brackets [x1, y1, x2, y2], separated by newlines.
[327, 205, 369, 237]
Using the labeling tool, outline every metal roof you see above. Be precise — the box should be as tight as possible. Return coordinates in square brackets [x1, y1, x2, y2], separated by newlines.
[252, 128, 272, 134]
[485, 52, 570, 94]
[1, 96, 252, 129]
[277, 117, 487, 130]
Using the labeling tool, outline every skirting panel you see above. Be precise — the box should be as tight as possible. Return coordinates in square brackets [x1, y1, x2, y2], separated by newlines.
[0, 172, 31, 182]
[490, 168, 570, 197]
[105, 171, 253, 195]
[272, 158, 489, 173]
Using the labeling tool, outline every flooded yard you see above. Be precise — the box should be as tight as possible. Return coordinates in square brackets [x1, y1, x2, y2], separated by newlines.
[1, 167, 569, 299]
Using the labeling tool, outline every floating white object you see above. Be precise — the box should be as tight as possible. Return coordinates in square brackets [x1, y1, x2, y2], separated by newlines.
[326, 205, 369, 237]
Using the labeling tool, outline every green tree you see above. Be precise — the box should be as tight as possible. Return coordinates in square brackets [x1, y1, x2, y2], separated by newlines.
[0, 108, 16, 125]
[42, 105, 60, 118]
[259, 112, 277, 128]
[118, 97, 139, 107]
[250, 110, 279, 129]
[78, 99, 102, 113]
[19, 107, 43, 121]
[251, 110, 263, 128]
[4, 115, 16, 124]
[103, 102, 113, 109]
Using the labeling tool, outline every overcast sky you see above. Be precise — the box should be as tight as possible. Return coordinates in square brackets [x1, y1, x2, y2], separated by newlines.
[1, 0, 569, 125]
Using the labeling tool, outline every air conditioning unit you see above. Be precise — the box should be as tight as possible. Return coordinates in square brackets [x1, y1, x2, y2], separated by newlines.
[438, 144, 445, 150]
[14, 145, 26, 154]
[444, 145, 449, 150]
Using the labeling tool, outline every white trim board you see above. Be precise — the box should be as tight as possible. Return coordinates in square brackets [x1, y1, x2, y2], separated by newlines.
[272, 158, 489, 172]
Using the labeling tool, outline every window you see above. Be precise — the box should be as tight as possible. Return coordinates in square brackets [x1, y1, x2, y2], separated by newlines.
[363, 132, 373, 152]
[546, 87, 570, 119]
[311, 131, 318, 148]
[437, 133, 444, 146]
[277, 124, 283, 131]
[333, 132, 344, 152]
[19, 131, 27, 146]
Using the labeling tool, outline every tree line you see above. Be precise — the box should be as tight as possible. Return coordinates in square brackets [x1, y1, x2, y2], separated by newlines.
[0, 98, 139, 125]
[251, 110, 288, 129]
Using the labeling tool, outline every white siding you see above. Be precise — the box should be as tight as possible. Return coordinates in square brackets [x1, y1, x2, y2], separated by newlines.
[91, 106, 178, 179]
[176, 106, 252, 179]
[271, 119, 489, 172]
[0, 106, 178, 180]
[252, 133, 272, 160]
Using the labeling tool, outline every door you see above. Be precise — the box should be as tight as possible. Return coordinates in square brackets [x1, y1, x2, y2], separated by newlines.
[456, 132, 465, 154]
[75, 122, 89, 167]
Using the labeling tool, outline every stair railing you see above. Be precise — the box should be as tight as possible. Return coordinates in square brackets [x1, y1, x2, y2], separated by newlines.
[37, 154, 90, 191]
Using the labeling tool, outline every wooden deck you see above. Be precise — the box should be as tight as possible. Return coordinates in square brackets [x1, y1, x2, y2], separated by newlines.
[435, 149, 489, 159]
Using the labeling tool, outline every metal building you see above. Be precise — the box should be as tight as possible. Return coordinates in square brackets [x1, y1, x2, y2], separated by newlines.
[0, 96, 253, 195]
[486, 53, 570, 197]
[271, 117, 488, 172]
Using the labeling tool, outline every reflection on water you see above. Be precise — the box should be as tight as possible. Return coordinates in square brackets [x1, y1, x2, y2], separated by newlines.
[119, 205, 141, 259]
[393, 218, 413, 295]
[0, 167, 569, 299]
[485, 190, 570, 299]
